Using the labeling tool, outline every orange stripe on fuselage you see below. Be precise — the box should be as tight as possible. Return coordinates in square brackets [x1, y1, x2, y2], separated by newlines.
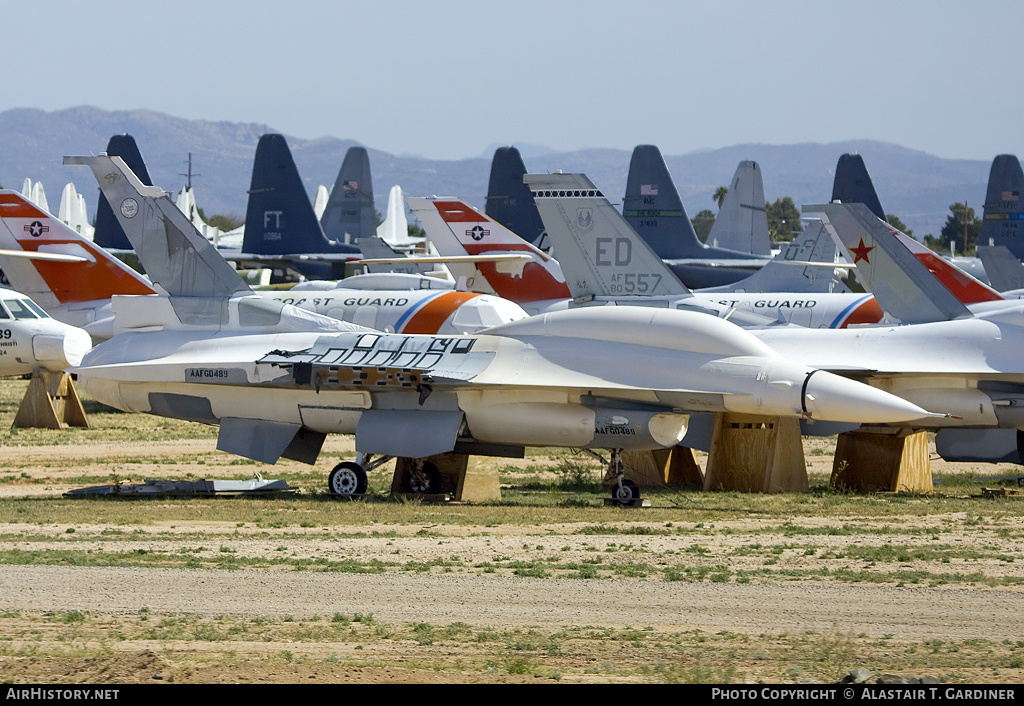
[839, 298, 884, 328]
[399, 291, 481, 334]
[16, 238, 155, 304]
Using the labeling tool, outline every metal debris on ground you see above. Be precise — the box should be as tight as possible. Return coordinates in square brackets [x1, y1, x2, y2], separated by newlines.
[65, 475, 294, 497]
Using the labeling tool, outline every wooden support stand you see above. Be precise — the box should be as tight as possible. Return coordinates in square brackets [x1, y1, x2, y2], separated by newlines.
[620, 446, 703, 488]
[703, 413, 807, 493]
[13, 370, 90, 430]
[831, 430, 931, 493]
[392, 452, 501, 502]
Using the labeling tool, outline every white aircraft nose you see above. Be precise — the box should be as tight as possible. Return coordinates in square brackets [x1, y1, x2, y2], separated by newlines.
[32, 327, 93, 370]
[802, 370, 933, 424]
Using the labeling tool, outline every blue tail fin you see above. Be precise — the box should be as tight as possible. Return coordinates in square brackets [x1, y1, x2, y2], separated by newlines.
[320, 146, 376, 243]
[623, 145, 701, 259]
[484, 146, 546, 248]
[242, 134, 359, 258]
[980, 154, 1024, 258]
[93, 134, 153, 250]
[831, 153, 885, 220]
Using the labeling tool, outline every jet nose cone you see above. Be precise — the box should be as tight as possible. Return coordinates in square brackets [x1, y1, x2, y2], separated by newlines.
[802, 370, 933, 424]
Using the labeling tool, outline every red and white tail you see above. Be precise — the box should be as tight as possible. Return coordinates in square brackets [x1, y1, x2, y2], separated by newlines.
[887, 225, 1003, 304]
[408, 197, 569, 303]
[0, 190, 155, 310]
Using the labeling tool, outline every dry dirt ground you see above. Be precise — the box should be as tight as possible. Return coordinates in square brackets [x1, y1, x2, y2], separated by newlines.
[0, 435, 1023, 684]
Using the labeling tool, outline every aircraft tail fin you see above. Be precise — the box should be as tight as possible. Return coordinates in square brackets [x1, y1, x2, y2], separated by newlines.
[526, 172, 690, 300]
[707, 219, 844, 294]
[408, 196, 568, 302]
[706, 161, 772, 256]
[977, 245, 1024, 292]
[831, 153, 885, 220]
[243, 134, 358, 257]
[805, 203, 973, 323]
[320, 146, 376, 244]
[980, 155, 1024, 258]
[377, 185, 411, 245]
[67, 155, 251, 299]
[623, 145, 702, 259]
[484, 146, 547, 248]
[93, 135, 154, 250]
[0, 190, 156, 310]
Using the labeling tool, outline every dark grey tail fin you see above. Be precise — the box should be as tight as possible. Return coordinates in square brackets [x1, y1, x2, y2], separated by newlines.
[484, 146, 546, 248]
[242, 134, 358, 257]
[320, 146, 376, 243]
[980, 155, 1024, 258]
[93, 134, 153, 250]
[831, 153, 885, 220]
[623, 145, 702, 259]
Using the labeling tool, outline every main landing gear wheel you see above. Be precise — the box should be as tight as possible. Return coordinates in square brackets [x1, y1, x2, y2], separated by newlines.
[401, 461, 442, 494]
[612, 479, 641, 505]
[329, 462, 368, 498]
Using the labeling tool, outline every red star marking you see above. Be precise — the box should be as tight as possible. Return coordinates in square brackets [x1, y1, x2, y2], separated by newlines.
[850, 238, 874, 264]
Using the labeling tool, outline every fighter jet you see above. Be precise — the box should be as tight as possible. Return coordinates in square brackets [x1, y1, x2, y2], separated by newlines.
[803, 202, 1024, 463]
[66, 154, 931, 502]
[751, 202, 1024, 435]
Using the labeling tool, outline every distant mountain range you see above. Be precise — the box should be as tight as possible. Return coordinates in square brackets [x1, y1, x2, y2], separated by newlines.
[0, 106, 1000, 240]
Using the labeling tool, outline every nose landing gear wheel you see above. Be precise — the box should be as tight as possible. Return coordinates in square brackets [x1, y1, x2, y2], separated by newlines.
[612, 479, 640, 505]
[329, 462, 368, 498]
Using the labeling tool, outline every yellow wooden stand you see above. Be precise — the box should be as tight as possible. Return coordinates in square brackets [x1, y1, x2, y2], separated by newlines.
[620, 446, 703, 487]
[703, 413, 807, 493]
[13, 370, 90, 430]
[831, 430, 932, 493]
[392, 452, 501, 502]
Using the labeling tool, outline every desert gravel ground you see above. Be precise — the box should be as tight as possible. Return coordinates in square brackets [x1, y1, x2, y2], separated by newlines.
[1, 434, 1023, 683]
[1, 564, 1021, 642]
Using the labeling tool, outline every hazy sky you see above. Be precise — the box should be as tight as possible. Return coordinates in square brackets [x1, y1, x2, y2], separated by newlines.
[5, 0, 1018, 161]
